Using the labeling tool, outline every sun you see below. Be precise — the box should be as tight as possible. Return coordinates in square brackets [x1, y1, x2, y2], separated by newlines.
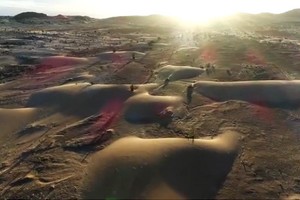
[164, 0, 238, 24]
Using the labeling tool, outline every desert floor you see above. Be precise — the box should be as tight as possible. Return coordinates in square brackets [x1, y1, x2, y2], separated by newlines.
[1, 16, 300, 199]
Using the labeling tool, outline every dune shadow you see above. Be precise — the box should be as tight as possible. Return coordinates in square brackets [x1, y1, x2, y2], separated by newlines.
[159, 146, 238, 199]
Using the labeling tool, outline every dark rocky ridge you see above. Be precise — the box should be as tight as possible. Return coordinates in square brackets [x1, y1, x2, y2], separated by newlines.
[13, 12, 48, 21]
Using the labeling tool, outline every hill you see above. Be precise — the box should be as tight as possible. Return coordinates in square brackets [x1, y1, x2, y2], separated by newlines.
[13, 12, 48, 21]
[280, 8, 300, 17]
[10, 12, 94, 25]
[98, 14, 178, 28]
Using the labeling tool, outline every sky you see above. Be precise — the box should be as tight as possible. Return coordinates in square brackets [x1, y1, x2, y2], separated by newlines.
[1, 0, 300, 19]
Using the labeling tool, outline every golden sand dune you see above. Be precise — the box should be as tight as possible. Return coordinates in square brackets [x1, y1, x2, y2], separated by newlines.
[155, 65, 204, 81]
[123, 92, 183, 124]
[26, 83, 91, 107]
[26, 83, 160, 108]
[82, 131, 240, 199]
[0, 108, 40, 139]
[26, 83, 134, 117]
[194, 80, 300, 108]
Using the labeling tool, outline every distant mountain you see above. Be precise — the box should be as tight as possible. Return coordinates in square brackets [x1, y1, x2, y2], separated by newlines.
[13, 12, 48, 21]
[98, 15, 178, 28]
[280, 8, 300, 17]
[216, 8, 300, 28]
[10, 12, 94, 24]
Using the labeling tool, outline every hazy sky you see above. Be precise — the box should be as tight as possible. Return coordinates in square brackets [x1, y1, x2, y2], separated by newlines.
[1, 0, 300, 19]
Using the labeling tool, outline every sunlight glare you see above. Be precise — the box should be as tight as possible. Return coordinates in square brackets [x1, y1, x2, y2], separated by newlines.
[164, 0, 238, 24]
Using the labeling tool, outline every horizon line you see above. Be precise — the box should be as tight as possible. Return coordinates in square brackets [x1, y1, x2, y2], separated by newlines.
[1, 7, 300, 19]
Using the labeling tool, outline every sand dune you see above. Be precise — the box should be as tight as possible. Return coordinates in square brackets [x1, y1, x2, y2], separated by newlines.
[194, 80, 300, 108]
[26, 83, 91, 107]
[123, 92, 183, 124]
[26, 83, 134, 117]
[155, 65, 204, 81]
[0, 108, 40, 139]
[82, 130, 240, 199]
[27, 83, 159, 107]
